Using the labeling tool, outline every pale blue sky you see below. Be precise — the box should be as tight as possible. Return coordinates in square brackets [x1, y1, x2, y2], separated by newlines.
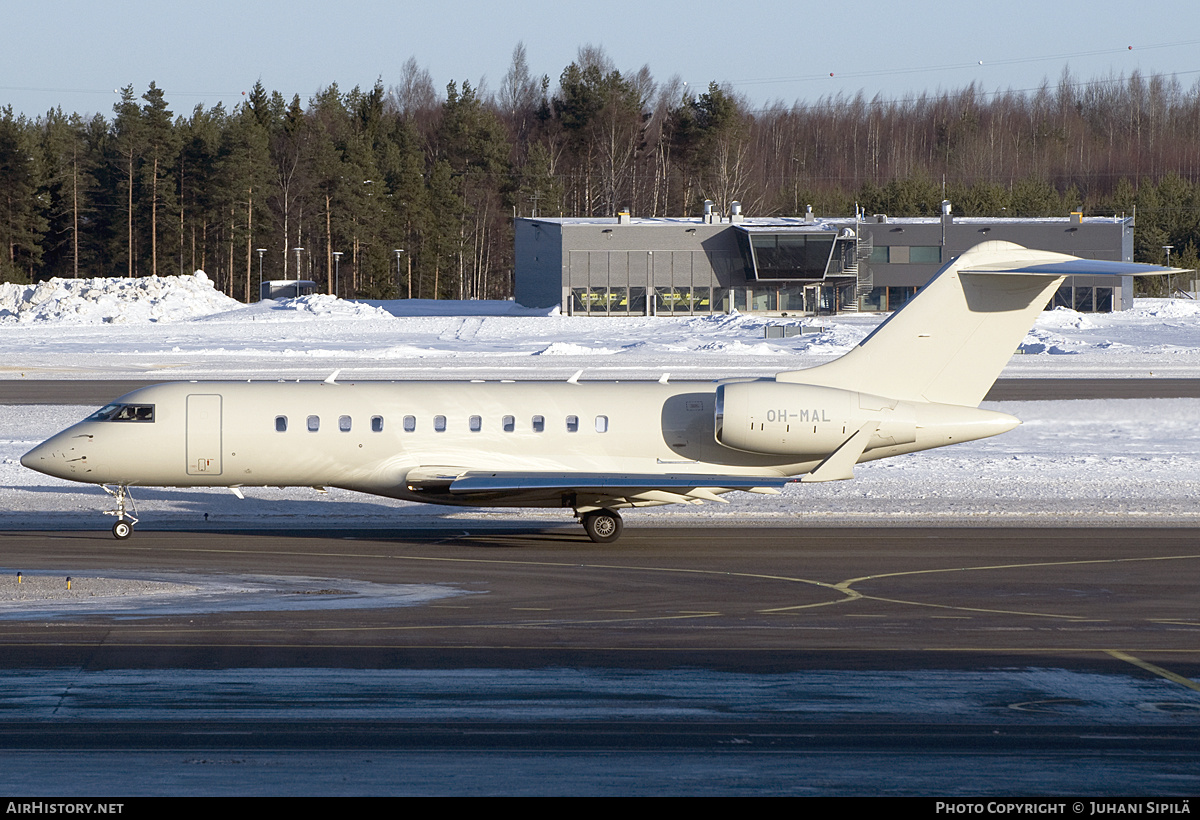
[4, 0, 1198, 119]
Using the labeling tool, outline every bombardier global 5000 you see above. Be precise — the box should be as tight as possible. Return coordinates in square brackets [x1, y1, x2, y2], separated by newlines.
[22, 241, 1178, 542]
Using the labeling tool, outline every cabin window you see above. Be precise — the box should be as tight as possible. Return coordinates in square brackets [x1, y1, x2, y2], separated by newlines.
[339, 415, 352, 432]
[595, 415, 608, 433]
[502, 415, 515, 432]
[275, 415, 287, 432]
[469, 415, 482, 432]
[307, 415, 320, 432]
[371, 416, 384, 433]
[434, 415, 446, 432]
[532, 415, 544, 433]
[566, 415, 579, 433]
[89, 403, 155, 423]
[403, 415, 416, 432]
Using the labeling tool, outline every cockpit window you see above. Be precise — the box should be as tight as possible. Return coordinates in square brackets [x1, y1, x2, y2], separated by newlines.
[87, 403, 154, 422]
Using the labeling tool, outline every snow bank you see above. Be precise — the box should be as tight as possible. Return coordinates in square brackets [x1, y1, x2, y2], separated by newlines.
[0, 273, 242, 325]
[195, 294, 398, 323]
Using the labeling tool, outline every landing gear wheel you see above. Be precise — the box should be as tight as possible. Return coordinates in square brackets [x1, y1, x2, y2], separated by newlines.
[582, 510, 623, 543]
[112, 520, 133, 540]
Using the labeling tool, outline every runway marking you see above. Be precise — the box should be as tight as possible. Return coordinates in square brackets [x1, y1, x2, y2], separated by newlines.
[838, 553, 1200, 588]
[89, 541, 861, 611]
[820, 553, 1200, 622]
[1106, 650, 1200, 694]
[846, 594, 1096, 621]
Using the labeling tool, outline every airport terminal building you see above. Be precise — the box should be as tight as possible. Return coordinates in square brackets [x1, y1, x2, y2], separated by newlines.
[514, 204, 1136, 316]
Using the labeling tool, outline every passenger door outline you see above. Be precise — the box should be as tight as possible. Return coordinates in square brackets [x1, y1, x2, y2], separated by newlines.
[186, 394, 222, 476]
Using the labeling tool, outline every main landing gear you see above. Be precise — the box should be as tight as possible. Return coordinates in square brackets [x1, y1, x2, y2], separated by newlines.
[581, 509, 623, 544]
[102, 484, 138, 540]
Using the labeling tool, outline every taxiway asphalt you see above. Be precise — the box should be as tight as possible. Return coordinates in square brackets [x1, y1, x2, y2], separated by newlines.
[0, 526, 1198, 794]
[4, 377, 1200, 405]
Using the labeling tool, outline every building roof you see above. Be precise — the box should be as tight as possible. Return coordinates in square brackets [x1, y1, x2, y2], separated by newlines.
[523, 214, 1131, 229]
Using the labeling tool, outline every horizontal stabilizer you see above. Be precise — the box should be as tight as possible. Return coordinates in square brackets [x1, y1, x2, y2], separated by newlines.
[961, 257, 1182, 276]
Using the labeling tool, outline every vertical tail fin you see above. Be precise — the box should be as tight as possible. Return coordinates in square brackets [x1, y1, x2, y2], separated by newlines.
[777, 241, 1177, 406]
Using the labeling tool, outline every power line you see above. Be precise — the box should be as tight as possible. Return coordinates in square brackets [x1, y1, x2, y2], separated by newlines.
[727, 39, 1200, 89]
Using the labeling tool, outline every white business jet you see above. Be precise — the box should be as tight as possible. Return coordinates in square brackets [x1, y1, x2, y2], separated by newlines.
[22, 241, 1177, 542]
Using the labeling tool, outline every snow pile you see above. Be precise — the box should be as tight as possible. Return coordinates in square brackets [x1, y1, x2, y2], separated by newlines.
[534, 341, 619, 356]
[361, 298, 559, 318]
[0, 272, 242, 325]
[1037, 306, 1097, 330]
[1019, 329, 1077, 355]
[206, 294, 397, 322]
[1122, 298, 1200, 320]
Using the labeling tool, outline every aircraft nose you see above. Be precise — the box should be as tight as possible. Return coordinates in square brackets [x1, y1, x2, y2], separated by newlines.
[21, 440, 53, 474]
[21, 437, 83, 479]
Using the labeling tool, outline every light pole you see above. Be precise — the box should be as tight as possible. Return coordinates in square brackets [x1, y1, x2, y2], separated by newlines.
[255, 248, 266, 301]
[293, 247, 304, 285]
[1164, 245, 1174, 296]
[393, 249, 405, 299]
[331, 251, 343, 298]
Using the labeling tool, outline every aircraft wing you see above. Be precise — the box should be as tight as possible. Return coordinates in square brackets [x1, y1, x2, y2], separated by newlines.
[403, 468, 794, 508]
[446, 472, 795, 494]
[452, 472, 795, 508]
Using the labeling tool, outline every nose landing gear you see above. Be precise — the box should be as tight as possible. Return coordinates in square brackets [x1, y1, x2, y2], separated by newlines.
[102, 485, 138, 539]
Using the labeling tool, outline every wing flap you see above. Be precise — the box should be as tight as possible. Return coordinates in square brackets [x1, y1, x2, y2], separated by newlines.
[446, 472, 795, 495]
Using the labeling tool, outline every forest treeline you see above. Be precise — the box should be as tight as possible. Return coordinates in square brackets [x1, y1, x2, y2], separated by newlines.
[3, 45, 1200, 300]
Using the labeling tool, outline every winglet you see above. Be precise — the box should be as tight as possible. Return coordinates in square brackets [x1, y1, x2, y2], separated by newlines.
[323, 370, 341, 385]
[567, 369, 583, 384]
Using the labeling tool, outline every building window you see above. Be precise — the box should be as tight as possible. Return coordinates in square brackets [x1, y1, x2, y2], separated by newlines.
[887, 286, 918, 311]
[909, 246, 942, 264]
[1073, 287, 1094, 312]
[859, 287, 886, 312]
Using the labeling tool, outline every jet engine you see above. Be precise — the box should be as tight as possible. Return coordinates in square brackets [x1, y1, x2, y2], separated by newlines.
[714, 381, 916, 456]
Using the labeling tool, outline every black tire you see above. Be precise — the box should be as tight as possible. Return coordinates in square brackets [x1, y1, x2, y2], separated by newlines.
[582, 510, 623, 543]
[112, 520, 133, 540]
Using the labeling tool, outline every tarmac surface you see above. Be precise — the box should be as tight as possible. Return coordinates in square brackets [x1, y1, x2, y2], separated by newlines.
[0, 525, 1198, 795]
[4, 377, 1200, 404]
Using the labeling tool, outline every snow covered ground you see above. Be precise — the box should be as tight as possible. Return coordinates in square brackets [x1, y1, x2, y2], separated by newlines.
[0, 273, 1198, 529]
[2, 273, 1200, 381]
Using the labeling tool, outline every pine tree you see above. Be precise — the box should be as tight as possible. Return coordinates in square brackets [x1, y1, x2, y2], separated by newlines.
[0, 107, 46, 282]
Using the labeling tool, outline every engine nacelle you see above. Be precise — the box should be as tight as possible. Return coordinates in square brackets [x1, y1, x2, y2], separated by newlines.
[714, 381, 916, 456]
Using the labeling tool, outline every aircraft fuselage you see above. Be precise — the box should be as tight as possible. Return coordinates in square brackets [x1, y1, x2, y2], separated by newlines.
[22, 379, 1016, 510]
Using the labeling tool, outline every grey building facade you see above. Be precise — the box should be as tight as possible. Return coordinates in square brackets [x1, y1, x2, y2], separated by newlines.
[514, 206, 1136, 315]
